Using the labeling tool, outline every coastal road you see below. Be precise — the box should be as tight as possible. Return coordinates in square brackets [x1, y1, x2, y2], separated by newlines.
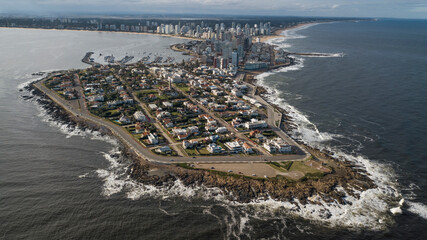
[245, 81, 310, 156]
[35, 78, 308, 164]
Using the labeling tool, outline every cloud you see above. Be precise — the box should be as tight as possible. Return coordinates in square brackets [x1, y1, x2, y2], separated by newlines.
[0, 0, 426, 19]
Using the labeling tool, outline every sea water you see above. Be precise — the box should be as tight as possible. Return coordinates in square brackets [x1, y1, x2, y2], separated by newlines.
[1, 21, 426, 239]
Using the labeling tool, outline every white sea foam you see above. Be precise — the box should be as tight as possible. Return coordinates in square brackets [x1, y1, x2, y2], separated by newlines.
[25, 82, 121, 148]
[78, 173, 89, 178]
[17, 77, 43, 90]
[93, 139, 400, 230]
[265, 23, 344, 58]
[407, 201, 427, 220]
[303, 52, 346, 58]
[17, 69, 63, 90]
[246, 24, 406, 229]
[85, 48, 402, 229]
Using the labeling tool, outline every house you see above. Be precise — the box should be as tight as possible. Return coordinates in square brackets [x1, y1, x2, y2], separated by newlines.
[205, 123, 217, 131]
[148, 133, 159, 145]
[163, 118, 174, 128]
[123, 97, 134, 104]
[255, 133, 266, 143]
[263, 142, 276, 153]
[212, 90, 224, 96]
[156, 111, 171, 119]
[119, 115, 131, 124]
[242, 142, 254, 153]
[209, 135, 220, 142]
[162, 101, 173, 108]
[156, 146, 172, 153]
[169, 75, 182, 83]
[225, 141, 243, 153]
[213, 104, 227, 112]
[135, 122, 144, 133]
[263, 138, 292, 153]
[231, 89, 243, 97]
[172, 128, 187, 136]
[231, 117, 243, 128]
[273, 138, 292, 153]
[249, 130, 261, 137]
[215, 127, 228, 134]
[207, 143, 223, 154]
[182, 140, 199, 149]
[187, 126, 200, 135]
[249, 109, 259, 116]
[148, 94, 157, 101]
[244, 119, 268, 129]
[88, 94, 104, 102]
[177, 133, 189, 140]
[148, 104, 158, 110]
[133, 111, 147, 122]
[182, 140, 193, 149]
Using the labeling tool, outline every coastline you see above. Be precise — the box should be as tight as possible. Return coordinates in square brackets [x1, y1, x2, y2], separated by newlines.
[0, 26, 198, 41]
[26, 66, 375, 204]
[257, 22, 321, 43]
[20, 19, 377, 206]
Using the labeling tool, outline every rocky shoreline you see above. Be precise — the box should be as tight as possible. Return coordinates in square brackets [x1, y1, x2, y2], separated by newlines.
[26, 79, 375, 205]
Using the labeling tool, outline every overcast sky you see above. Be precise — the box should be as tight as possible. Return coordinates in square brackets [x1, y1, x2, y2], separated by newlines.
[1, 0, 426, 19]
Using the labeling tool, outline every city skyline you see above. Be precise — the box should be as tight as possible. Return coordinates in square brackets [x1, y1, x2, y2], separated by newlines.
[1, 0, 426, 19]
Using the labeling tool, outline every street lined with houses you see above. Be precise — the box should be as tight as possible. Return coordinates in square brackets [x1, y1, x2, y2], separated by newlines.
[34, 66, 311, 164]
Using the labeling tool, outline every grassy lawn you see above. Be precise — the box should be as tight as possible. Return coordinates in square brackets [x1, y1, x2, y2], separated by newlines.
[288, 161, 321, 174]
[267, 162, 289, 172]
[136, 89, 157, 95]
[175, 83, 190, 92]
[268, 161, 322, 176]
[198, 148, 211, 155]
[262, 130, 278, 138]
[185, 148, 199, 155]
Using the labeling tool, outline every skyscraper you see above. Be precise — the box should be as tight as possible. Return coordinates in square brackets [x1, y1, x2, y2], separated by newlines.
[232, 51, 239, 67]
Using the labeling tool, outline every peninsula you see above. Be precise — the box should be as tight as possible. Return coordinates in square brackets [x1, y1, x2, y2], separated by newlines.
[29, 19, 374, 203]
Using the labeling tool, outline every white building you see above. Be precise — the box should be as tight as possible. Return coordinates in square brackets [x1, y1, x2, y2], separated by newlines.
[215, 127, 228, 134]
[172, 128, 187, 136]
[119, 115, 131, 124]
[157, 146, 171, 153]
[231, 89, 243, 97]
[148, 104, 158, 110]
[162, 101, 173, 108]
[187, 126, 200, 135]
[244, 119, 268, 129]
[148, 133, 159, 145]
[133, 111, 147, 122]
[225, 141, 243, 153]
[207, 143, 223, 154]
[263, 138, 292, 153]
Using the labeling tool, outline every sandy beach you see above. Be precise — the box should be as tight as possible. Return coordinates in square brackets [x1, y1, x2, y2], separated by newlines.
[0, 26, 197, 41]
[256, 21, 330, 43]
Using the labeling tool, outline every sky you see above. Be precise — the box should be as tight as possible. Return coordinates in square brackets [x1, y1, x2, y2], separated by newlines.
[1, 0, 426, 19]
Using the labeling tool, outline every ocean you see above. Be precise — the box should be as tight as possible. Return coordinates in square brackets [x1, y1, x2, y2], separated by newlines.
[0, 20, 426, 239]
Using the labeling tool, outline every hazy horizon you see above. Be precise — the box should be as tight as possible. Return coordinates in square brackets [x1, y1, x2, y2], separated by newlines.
[1, 0, 426, 20]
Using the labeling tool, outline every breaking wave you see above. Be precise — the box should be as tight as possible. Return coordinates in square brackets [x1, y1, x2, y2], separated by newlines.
[266, 22, 344, 58]
[23, 78, 119, 145]
[250, 22, 427, 229]
[407, 201, 427, 220]
[254, 54, 402, 230]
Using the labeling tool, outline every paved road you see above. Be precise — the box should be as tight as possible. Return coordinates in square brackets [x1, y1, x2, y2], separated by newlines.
[172, 83, 271, 155]
[115, 74, 187, 157]
[35, 78, 308, 164]
[245, 81, 310, 156]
